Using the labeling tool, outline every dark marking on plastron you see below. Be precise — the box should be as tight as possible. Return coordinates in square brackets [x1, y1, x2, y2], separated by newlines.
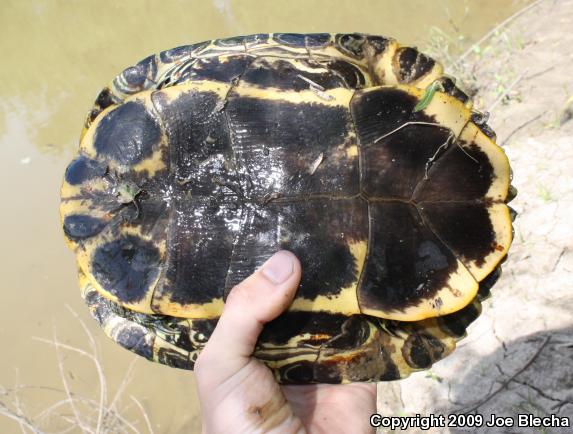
[226, 96, 358, 198]
[94, 101, 160, 166]
[223, 205, 281, 293]
[402, 333, 445, 368]
[126, 198, 169, 244]
[114, 324, 154, 360]
[64, 156, 106, 185]
[153, 199, 237, 306]
[358, 202, 459, 312]
[63, 214, 107, 241]
[92, 235, 160, 304]
[420, 202, 496, 268]
[151, 89, 237, 197]
[276, 199, 366, 299]
[351, 87, 450, 199]
[438, 300, 481, 338]
[414, 141, 495, 202]
[395, 47, 435, 83]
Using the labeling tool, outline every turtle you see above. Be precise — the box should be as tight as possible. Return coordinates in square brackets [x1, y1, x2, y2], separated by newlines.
[60, 33, 515, 384]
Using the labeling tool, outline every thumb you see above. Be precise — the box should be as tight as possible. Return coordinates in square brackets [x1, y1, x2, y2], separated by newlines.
[195, 250, 301, 385]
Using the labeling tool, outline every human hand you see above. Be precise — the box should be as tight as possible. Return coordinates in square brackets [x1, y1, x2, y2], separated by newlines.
[194, 250, 376, 434]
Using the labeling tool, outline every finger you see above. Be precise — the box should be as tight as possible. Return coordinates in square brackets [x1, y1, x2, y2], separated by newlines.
[195, 250, 301, 384]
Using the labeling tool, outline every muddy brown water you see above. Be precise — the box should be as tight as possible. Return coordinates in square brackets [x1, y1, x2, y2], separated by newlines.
[0, 0, 530, 432]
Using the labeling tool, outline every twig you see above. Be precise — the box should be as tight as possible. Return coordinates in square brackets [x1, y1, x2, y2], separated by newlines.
[35, 393, 139, 434]
[501, 112, 544, 145]
[12, 370, 27, 434]
[424, 132, 454, 179]
[296, 74, 325, 91]
[34, 336, 104, 433]
[0, 402, 43, 434]
[35, 398, 76, 425]
[524, 66, 556, 81]
[373, 121, 449, 145]
[551, 248, 566, 273]
[53, 330, 89, 433]
[130, 396, 154, 434]
[65, 305, 107, 433]
[456, 0, 546, 64]
[461, 336, 551, 413]
[109, 358, 138, 413]
[1, 311, 152, 434]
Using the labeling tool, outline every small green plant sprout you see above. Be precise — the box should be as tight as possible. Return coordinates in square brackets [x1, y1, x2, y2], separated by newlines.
[103, 169, 144, 217]
[559, 95, 573, 126]
[536, 184, 554, 203]
[115, 180, 141, 204]
[104, 169, 142, 205]
[413, 80, 446, 112]
[425, 369, 443, 382]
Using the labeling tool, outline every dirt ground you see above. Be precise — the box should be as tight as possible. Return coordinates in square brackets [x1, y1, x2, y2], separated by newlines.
[377, 0, 573, 432]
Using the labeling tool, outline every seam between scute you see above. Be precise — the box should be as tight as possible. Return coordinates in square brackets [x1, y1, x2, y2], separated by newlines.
[148, 91, 175, 313]
[303, 34, 314, 60]
[417, 199, 505, 205]
[355, 200, 373, 315]
[410, 117, 472, 201]
[410, 137, 458, 200]
[412, 203, 480, 286]
[348, 89, 362, 196]
[221, 59, 252, 192]
[222, 57, 255, 295]
[348, 87, 370, 314]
